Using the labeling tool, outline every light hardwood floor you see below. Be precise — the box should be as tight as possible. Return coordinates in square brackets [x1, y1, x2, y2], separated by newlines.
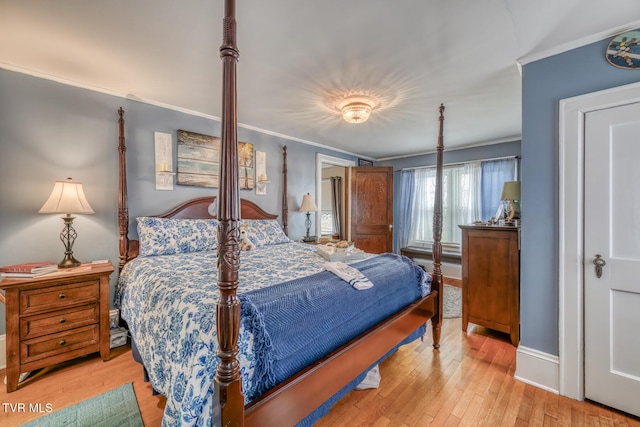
[1, 318, 638, 426]
[0, 344, 165, 427]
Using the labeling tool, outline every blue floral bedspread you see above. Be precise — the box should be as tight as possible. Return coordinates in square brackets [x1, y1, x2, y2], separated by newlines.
[115, 242, 430, 426]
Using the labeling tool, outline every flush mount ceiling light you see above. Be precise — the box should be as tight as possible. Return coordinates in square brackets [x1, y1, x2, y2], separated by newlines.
[336, 95, 378, 124]
[341, 102, 372, 124]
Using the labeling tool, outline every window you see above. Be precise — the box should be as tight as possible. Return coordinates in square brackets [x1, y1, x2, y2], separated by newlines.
[406, 157, 516, 250]
[321, 211, 335, 235]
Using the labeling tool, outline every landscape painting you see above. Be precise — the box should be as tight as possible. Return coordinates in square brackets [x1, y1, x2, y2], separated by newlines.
[177, 130, 254, 189]
[177, 130, 220, 188]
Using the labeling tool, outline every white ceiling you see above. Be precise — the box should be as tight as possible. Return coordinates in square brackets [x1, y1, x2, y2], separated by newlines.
[2, 1, 639, 159]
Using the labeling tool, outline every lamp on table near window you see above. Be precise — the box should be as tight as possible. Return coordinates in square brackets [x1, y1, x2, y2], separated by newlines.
[39, 177, 95, 268]
[299, 193, 318, 242]
[500, 181, 521, 223]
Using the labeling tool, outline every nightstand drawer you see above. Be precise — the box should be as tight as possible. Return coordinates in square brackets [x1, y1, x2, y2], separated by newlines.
[20, 304, 99, 340]
[20, 280, 99, 315]
[21, 324, 99, 364]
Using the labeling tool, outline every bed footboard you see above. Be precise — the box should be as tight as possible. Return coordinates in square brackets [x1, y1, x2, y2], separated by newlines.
[245, 293, 437, 427]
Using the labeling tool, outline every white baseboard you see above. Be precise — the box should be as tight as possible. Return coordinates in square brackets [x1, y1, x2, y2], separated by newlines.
[514, 345, 559, 394]
[0, 334, 5, 370]
[412, 259, 461, 280]
[442, 263, 462, 280]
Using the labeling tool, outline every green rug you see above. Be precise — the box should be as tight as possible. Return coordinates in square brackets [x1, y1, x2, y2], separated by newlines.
[21, 382, 143, 427]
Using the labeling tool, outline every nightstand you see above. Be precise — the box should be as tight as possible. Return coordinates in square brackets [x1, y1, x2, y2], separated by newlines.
[0, 262, 114, 392]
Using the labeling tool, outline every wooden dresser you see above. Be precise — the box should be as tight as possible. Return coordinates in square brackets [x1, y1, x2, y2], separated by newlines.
[0, 262, 114, 392]
[459, 225, 519, 346]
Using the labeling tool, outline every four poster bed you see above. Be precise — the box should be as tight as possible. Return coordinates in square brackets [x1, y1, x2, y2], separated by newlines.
[114, 2, 446, 426]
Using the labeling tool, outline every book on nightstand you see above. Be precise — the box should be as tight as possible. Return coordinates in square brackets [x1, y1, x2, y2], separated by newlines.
[0, 262, 58, 278]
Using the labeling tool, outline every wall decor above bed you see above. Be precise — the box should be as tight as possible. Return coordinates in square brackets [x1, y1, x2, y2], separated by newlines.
[176, 129, 254, 189]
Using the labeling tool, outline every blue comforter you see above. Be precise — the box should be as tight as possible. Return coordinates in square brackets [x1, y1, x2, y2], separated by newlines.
[240, 253, 429, 400]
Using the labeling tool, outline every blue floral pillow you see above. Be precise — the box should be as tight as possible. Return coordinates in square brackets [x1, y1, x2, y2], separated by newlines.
[137, 217, 218, 257]
[241, 219, 290, 246]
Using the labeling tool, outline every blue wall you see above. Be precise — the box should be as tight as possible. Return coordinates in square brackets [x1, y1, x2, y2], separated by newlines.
[0, 68, 355, 335]
[521, 38, 640, 355]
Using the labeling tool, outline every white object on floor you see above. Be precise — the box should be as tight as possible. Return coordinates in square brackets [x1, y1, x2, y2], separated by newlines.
[355, 365, 381, 390]
[110, 327, 129, 349]
[324, 261, 373, 290]
[4, 371, 31, 384]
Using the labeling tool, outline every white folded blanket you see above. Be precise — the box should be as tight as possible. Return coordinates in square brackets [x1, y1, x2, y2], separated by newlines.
[324, 261, 374, 290]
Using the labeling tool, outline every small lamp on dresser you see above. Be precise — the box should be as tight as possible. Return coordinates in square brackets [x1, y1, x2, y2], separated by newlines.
[500, 181, 521, 223]
[39, 177, 94, 268]
[299, 193, 318, 242]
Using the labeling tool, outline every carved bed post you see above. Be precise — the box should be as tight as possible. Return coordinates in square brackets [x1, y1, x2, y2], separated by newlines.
[431, 104, 445, 348]
[214, 0, 245, 425]
[282, 146, 288, 236]
[117, 107, 129, 272]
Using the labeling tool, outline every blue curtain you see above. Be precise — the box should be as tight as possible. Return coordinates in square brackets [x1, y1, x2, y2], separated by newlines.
[395, 169, 415, 253]
[480, 158, 517, 221]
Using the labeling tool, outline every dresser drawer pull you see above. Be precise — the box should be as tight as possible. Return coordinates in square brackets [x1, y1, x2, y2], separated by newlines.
[59, 293, 66, 299]
[59, 340, 66, 346]
[59, 318, 66, 324]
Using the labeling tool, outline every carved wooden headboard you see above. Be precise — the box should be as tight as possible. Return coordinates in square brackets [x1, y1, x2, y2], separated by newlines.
[122, 196, 279, 262]
[156, 196, 278, 220]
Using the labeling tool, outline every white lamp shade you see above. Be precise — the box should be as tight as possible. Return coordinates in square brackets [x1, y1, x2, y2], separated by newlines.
[299, 193, 318, 212]
[39, 178, 95, 214]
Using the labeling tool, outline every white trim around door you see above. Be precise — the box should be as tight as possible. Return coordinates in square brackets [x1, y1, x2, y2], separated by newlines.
[315, 153, 356, 239]
[558, 80, 640, 401]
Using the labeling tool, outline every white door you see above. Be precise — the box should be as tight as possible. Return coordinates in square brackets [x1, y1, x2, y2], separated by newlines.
[584, 102, 640, 417]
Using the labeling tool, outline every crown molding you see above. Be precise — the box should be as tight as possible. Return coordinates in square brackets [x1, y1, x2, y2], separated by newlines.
[518, 19, 640, 66]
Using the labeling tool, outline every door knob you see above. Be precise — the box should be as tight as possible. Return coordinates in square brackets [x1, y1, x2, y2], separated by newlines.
[593, 254, 606, 278]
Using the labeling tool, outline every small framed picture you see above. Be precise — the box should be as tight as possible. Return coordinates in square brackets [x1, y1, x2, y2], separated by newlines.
[358, 158, 373, 167]
[494, 204, 504, 220]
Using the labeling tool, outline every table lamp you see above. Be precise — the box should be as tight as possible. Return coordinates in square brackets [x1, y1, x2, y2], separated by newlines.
[39, 177, 95, 268]
[500, 181, 521, 222]
[299, 193, 318, 242]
